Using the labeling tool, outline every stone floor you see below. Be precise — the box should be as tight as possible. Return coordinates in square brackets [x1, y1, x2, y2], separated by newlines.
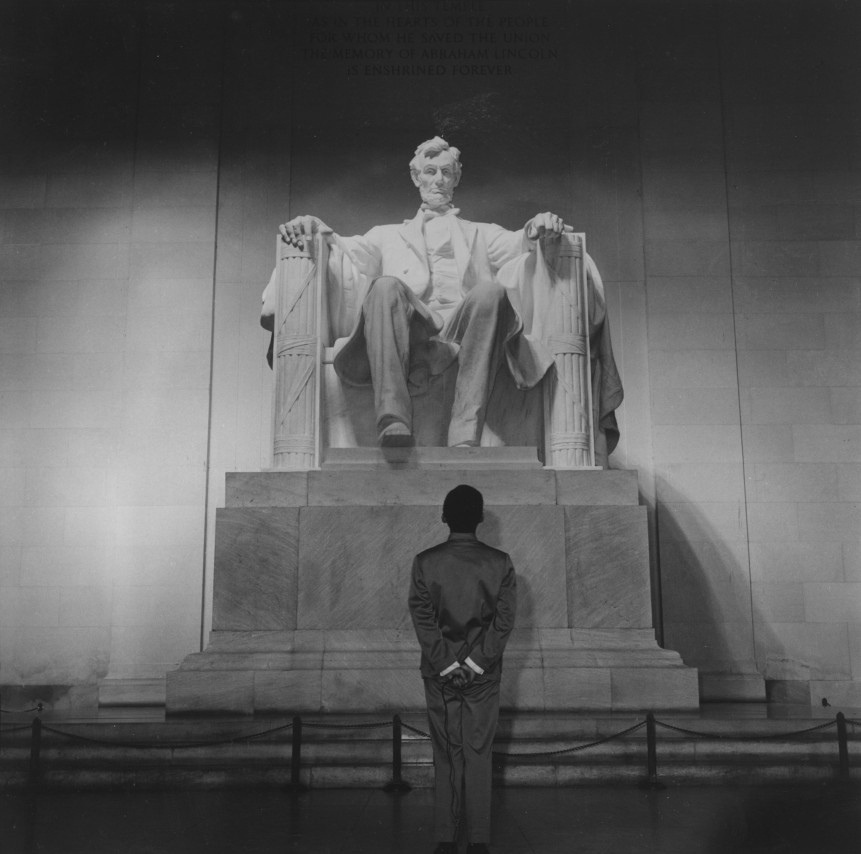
[2, 782, 860, 853]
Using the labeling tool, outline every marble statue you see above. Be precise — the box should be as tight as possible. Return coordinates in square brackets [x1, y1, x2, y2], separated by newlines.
[262, 136, 623, 465]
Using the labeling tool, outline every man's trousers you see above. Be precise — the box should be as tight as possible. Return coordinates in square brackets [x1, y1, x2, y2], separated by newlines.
[423, 676, 500, 844]
[361, 276, 512, 446]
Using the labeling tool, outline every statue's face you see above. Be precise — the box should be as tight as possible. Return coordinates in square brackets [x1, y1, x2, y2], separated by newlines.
[412, 150, 460, 208]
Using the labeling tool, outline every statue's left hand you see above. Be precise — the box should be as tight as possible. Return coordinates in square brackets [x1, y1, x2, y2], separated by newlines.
[526, 212, 572, 241]
[279, 215, 333, 250]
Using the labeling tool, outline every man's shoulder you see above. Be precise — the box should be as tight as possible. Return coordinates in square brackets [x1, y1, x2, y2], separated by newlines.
[476, 540, 513, 563]
[415, 540, 449, 561]
[416, 537, 511, 561]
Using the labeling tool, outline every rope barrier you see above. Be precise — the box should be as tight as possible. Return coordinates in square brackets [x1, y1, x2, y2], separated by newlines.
[401, 722, 431, 740]
[38, 720, 295, 751]
[33, 716, 389, 751]
[407, 717, 653, 758]
[0, 705, 43, 715]
[22, 715, 853, 754]
[492, 721, 647, 759]
[302, 720, 391, 730]
[836, 713, 850, 780]
[289, 717, 306, 792]
[383, 714, 412, 793]
[654, 718, 838, 741]
[8, 710, 857, 792]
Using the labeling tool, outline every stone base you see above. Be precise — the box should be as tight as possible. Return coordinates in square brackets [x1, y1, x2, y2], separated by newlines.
[99, 678, 167, 707]
[700, 672, 767, 703]
[167, 628, 698, 714]
[167, 457, 699, 714]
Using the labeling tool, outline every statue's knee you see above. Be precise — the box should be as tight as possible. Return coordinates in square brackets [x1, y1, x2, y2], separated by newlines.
[368, 276, 403, 302]
[469, 283, 507, 314]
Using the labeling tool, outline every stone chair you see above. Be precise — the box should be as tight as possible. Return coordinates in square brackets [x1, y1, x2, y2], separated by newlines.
[269, 231, 599, 469]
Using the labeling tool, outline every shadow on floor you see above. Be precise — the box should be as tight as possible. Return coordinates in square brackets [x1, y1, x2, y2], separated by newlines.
[2, 782, 860, 854]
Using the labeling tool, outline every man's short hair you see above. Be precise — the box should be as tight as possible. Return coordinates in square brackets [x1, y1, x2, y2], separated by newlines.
[443, 484, 484, 531]
[409, 136, 462, 182]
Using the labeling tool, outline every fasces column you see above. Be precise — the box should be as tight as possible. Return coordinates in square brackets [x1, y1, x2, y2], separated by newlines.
[272, 235, 327, 469]
[543, 233, 595, 468]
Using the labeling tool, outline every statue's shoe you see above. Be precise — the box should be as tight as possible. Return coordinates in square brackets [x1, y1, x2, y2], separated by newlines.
[379, 421, 413, 447]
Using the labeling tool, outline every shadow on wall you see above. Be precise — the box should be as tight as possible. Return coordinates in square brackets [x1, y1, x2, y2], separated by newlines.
[479, 507, 537, 629]
[655, 479, 777, 703]
[476, 508, 536, 709]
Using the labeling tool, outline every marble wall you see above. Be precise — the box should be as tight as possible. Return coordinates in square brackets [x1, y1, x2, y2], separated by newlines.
[0, 0, 858, 709]
[0, 3, 221, 706]
[723, 3, 861, 706]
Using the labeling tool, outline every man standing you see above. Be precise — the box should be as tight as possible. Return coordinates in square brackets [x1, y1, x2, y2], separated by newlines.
[275, 136, 569, 448]
[408, 485, 517, 854]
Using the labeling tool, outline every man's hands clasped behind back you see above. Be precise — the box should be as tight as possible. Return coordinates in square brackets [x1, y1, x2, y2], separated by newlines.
[446, 665, 477, 690]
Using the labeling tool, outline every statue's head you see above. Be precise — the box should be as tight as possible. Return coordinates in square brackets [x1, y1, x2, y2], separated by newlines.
[409, 136, 462, 209]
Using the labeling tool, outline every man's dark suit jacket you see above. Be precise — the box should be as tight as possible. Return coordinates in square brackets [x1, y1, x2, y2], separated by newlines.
[408, 532, 517, 681]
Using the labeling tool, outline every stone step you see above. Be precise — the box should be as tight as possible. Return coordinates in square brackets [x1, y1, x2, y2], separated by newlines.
[224, 467, 639, 507]
[0, 735, 846, 765]
[321, 446, 546, 470]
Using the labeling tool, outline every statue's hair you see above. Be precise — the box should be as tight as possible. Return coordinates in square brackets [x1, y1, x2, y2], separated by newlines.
[409, 136, 462, 181]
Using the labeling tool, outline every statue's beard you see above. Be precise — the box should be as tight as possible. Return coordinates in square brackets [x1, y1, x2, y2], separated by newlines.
[420, 187, 454, 208]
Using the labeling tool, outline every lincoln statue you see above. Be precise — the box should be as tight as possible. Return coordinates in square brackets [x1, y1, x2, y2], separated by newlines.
[262, 136, 622, 460]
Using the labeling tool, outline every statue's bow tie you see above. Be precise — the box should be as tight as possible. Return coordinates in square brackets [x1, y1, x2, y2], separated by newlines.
[421, 206, 460, 220]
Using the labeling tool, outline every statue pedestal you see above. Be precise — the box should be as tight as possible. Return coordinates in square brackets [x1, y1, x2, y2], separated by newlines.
[167, 450, 699, 713]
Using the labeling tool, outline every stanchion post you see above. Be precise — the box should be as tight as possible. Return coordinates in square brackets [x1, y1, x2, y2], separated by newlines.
[288, 715, 308, 793]
[836, 712, 849, 781]
[28, 716, 42, 788]
[384, 714, 412, 793]
[639, 712, 665, 790]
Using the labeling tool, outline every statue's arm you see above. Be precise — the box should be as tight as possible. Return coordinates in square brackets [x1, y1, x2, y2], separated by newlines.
[483, 222, 530, 269]
[263, 217, 385, 339]
[483, 212, 571, 271]
[325, 227, 386, 339]
[328, 226, 384, 276]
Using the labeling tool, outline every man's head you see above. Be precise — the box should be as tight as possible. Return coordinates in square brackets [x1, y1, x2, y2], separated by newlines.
[442, 484, 484, 533]
[409, 136, 462, 209]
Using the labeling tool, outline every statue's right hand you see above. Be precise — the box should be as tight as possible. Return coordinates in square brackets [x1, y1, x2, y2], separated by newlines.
[279, 215, 332, 249]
